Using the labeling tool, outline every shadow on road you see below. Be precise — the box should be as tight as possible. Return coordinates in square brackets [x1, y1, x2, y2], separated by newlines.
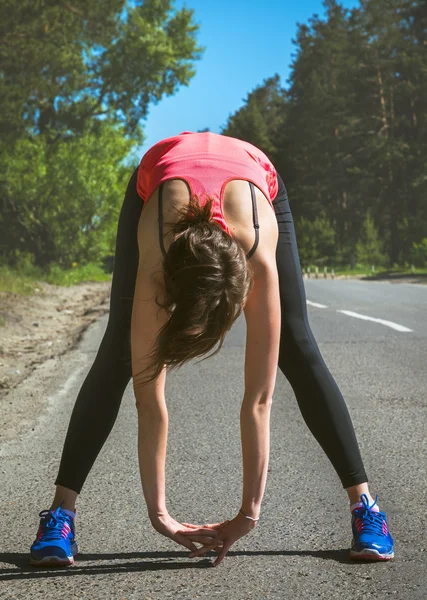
[0, 548, 356, 580]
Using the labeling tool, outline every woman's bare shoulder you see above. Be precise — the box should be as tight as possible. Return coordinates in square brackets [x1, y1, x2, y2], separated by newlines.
[223, 181, 278, 269]
[137, 181, 190, 274]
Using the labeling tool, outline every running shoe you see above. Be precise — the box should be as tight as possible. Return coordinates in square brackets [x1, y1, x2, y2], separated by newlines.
[350, 494, 394, 560]
[29, 503, 78, 567]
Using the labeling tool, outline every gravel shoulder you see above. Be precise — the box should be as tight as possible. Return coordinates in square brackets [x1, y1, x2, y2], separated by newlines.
[0, 280, 111, 444]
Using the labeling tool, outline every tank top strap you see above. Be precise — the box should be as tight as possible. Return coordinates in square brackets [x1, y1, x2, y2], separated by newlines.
[246, 182, 260, 260]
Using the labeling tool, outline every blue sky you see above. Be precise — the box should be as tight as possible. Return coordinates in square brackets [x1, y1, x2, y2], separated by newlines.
[140, 0, 360, 155]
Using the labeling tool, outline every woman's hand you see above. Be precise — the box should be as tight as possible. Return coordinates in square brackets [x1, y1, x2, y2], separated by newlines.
[182, 512, 257, 567]
[150, 513, 221, 553]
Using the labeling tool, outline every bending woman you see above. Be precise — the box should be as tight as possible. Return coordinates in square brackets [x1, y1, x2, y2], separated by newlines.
[30, 131, 394, 567]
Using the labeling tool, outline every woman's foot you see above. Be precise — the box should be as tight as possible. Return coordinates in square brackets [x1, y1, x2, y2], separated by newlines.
[29, 502, 78, 567]
[350, 494, 394, 561]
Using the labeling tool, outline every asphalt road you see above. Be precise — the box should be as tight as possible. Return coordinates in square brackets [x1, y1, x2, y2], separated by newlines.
[1, 279, 426, 600]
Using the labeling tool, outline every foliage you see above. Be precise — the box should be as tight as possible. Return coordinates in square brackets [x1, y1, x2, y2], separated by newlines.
[295, 216, 336, 267]
[356, 212, 387, 267]
[0, 0, 202, 269]
[221, 0, 427, 269]
[412, 238, 427, 268]
[222, 75, 287, 158]
[0, 0, 202, 142]
[1, 123, 132, 268]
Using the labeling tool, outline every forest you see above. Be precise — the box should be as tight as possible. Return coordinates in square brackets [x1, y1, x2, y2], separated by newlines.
[1, 0, 426, 273]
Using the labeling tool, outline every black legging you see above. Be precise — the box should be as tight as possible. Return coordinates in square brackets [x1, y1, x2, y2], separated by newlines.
[55, 169, 367, 494]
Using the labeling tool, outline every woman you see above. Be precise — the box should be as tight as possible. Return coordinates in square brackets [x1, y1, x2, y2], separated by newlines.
[30, 131, 394, 568]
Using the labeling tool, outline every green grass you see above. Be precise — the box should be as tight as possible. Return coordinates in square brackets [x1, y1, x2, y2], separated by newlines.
[335, 266, 379, 276]
[332, 266, 369, 276]
[304, 264, 369, 276]
[0, 262, 111, 295]
[0, 267, 41, 295]
[45, 263, 111, 287]
[363, 266, 427, 279]
[0, 316, 6, 327]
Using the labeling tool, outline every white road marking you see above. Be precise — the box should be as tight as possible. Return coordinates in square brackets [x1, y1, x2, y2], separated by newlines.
[306, 296, 414, 333]
[337, 310, 413, 332]
[307, 300, 328, 308]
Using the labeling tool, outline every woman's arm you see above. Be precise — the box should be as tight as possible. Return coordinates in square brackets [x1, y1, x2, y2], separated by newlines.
[240, 261, 281, 518]
[131, 255, 170, 519]
[186, 259, 281, 566]
[131, 221, 219, 550]
[130, 203, 172, 517]
[132, 263, 214, 551]
[132, 269, 221, 551]
[136, 392, 168, 519]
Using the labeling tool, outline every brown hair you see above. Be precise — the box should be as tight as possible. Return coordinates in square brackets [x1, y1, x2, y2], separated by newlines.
[134, 193, 254, 386]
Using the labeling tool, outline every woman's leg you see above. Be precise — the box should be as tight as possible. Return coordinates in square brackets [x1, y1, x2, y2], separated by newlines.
[51, 168, 142, 506]
[272, 174, 371, 499]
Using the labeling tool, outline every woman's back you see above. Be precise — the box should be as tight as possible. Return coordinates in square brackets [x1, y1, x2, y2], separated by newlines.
[136, 132, 280, 272]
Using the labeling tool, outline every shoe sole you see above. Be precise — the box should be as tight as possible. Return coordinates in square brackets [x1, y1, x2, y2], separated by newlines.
[350, 548, 394, 561]
[29, 542, 78, 567]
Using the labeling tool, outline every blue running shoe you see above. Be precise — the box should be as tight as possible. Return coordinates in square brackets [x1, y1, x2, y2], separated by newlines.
[30, 504, 78, 567]
[350, 494, 394, 561]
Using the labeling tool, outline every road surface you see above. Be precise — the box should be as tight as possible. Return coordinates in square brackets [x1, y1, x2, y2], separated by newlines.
[1, 279, 426, 599]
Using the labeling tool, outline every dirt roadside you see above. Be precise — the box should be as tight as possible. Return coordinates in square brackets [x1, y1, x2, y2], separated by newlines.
[0, 280, 112, 445]
[0, 280, 111, 401]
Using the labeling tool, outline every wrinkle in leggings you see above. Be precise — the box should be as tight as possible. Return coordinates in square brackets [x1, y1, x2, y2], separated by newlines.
[55, 169, 367, 494]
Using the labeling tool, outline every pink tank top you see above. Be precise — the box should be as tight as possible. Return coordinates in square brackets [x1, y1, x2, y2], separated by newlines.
[136, 131, 278, 236]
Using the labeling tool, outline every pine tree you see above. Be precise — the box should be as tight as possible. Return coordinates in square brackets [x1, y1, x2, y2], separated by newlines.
[220, 0, 427, 268]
